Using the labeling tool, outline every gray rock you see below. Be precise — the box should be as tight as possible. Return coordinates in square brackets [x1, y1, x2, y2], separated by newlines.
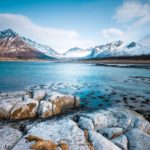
[31, 90, 46, 101]
[45, 92, 80, 114]
[37, 100, 54, 118]
[0, 126, 22, 150]
[12, 118, 89, 150]
[78, 116, 94, 130]
[78, 108, 150, 134]
[126, 128, 150, 150]
[88, 130, 121, 150]
[0, 98, 22, 119]
[10, 98, 39, 120]
[111, 135, 128, 150]
[99, 127, 123, 139]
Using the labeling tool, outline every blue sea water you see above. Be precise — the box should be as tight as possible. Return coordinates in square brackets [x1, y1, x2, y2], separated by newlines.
[0, 61, 150, 108]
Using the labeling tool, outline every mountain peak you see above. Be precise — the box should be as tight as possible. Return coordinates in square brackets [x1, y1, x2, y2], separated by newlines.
[126, 42, 137, 49]
[68, 47, 83, 52]
[0, 28, 17, 38]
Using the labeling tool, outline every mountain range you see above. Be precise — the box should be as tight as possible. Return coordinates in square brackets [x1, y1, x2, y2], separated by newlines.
[0, 29, 149, 60]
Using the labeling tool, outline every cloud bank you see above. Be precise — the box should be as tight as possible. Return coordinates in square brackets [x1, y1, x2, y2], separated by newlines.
[114, 0, 150, 28]
[102, 28, 126, 41]
[100, 0, 150, 43]
[0, 13, 94, 53]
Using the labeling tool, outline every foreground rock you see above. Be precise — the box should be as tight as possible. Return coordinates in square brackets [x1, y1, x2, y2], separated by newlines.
[10, 98, 39, 120]
[0, 90, 80, 120]
[126, 128, 150, 150]
[12, 118, 89, 150]
[88, 130, 121, 150]
[0, 107, 149, 150]
[0, 98, 22, 119]
[77, 108, 150, 134]
[111, 135, 128, 150]
[0, 126, 22, 150]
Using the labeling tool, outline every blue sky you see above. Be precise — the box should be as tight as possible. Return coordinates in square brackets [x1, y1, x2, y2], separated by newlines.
[0, 0, 149, 52]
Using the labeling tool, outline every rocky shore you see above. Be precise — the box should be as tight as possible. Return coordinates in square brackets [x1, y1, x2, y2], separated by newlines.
[0, 88, 150, 150]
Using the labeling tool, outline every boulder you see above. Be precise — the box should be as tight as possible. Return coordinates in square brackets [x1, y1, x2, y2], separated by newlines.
[31, 90, 46, 101]
[111, 135, 128, 150]
[12, 118, 89, 150]
[98, 127, 123, 139]
[126, 128, 150, 150]
[0, 98, 22, 119]
[10, 98, 39, 120]
[0, 126, 22, 150]
[78, 116, 94, 130]
[78, 108, 150, 134]
[88, 130, 121, 150]
[37, 100, 53, 118]
[45, 92, 80, 114]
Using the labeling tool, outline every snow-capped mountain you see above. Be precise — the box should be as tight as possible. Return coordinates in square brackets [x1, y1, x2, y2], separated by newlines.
[87, 40, 150, 59]
[22, 37, 59, 58]
[88, 41, 124, 58]
[0, 29, 55, 60]
[0, 29, 149, 60]
[63, 47, 91, 58]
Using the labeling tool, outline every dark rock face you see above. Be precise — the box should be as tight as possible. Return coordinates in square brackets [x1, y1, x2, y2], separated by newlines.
[127, 42, 136, 49]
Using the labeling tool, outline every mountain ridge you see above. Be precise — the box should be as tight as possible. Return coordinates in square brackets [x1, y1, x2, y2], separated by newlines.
[0, 29, 149, 60]
[0, 29, 56, 60]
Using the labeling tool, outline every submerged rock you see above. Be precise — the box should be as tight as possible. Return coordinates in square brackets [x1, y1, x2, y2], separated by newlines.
[0, 126, 22, 150]
[10, 98, 39, 120]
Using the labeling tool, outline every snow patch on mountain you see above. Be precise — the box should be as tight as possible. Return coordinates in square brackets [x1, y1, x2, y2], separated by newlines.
[87, 41, 150, 59]
[63, 47, 91, 58]
[22, 37, 59, 58]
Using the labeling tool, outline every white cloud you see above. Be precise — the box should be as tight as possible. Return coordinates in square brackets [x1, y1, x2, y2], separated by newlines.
[0, 13, 94, 53]
[114, 0, 150, 28]
[101, 28, 126, 42]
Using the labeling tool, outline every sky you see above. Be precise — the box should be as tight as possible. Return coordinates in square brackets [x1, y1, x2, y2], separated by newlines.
[0, 0, 150, 53]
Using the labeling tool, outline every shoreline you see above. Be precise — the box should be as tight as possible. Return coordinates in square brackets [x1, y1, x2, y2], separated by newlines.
[0, 87, 150, 149]
[0, 57, 150, 64]
[0, 84, 150, 121]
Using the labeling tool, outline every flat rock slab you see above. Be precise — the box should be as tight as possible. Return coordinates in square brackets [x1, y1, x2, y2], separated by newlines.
[0, 104, 150, 150]
[77, 108, 150, 134]
[0, 126, 22, 150]
[126, 128, 150, 150]
[88, 130, 121, 150]
[12, 118, 89, 150]
[111, 135, 128, 150]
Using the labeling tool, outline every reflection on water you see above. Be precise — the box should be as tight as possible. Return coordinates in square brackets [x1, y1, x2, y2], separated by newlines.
[0, 61, 150, 109]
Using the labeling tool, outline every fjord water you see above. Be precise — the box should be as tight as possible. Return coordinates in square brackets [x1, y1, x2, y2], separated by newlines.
[0, 61, 150, 108]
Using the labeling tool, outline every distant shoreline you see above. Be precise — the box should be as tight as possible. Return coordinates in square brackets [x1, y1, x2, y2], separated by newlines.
[79, 59, 150, 64]
[0, 56, 150, 64]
